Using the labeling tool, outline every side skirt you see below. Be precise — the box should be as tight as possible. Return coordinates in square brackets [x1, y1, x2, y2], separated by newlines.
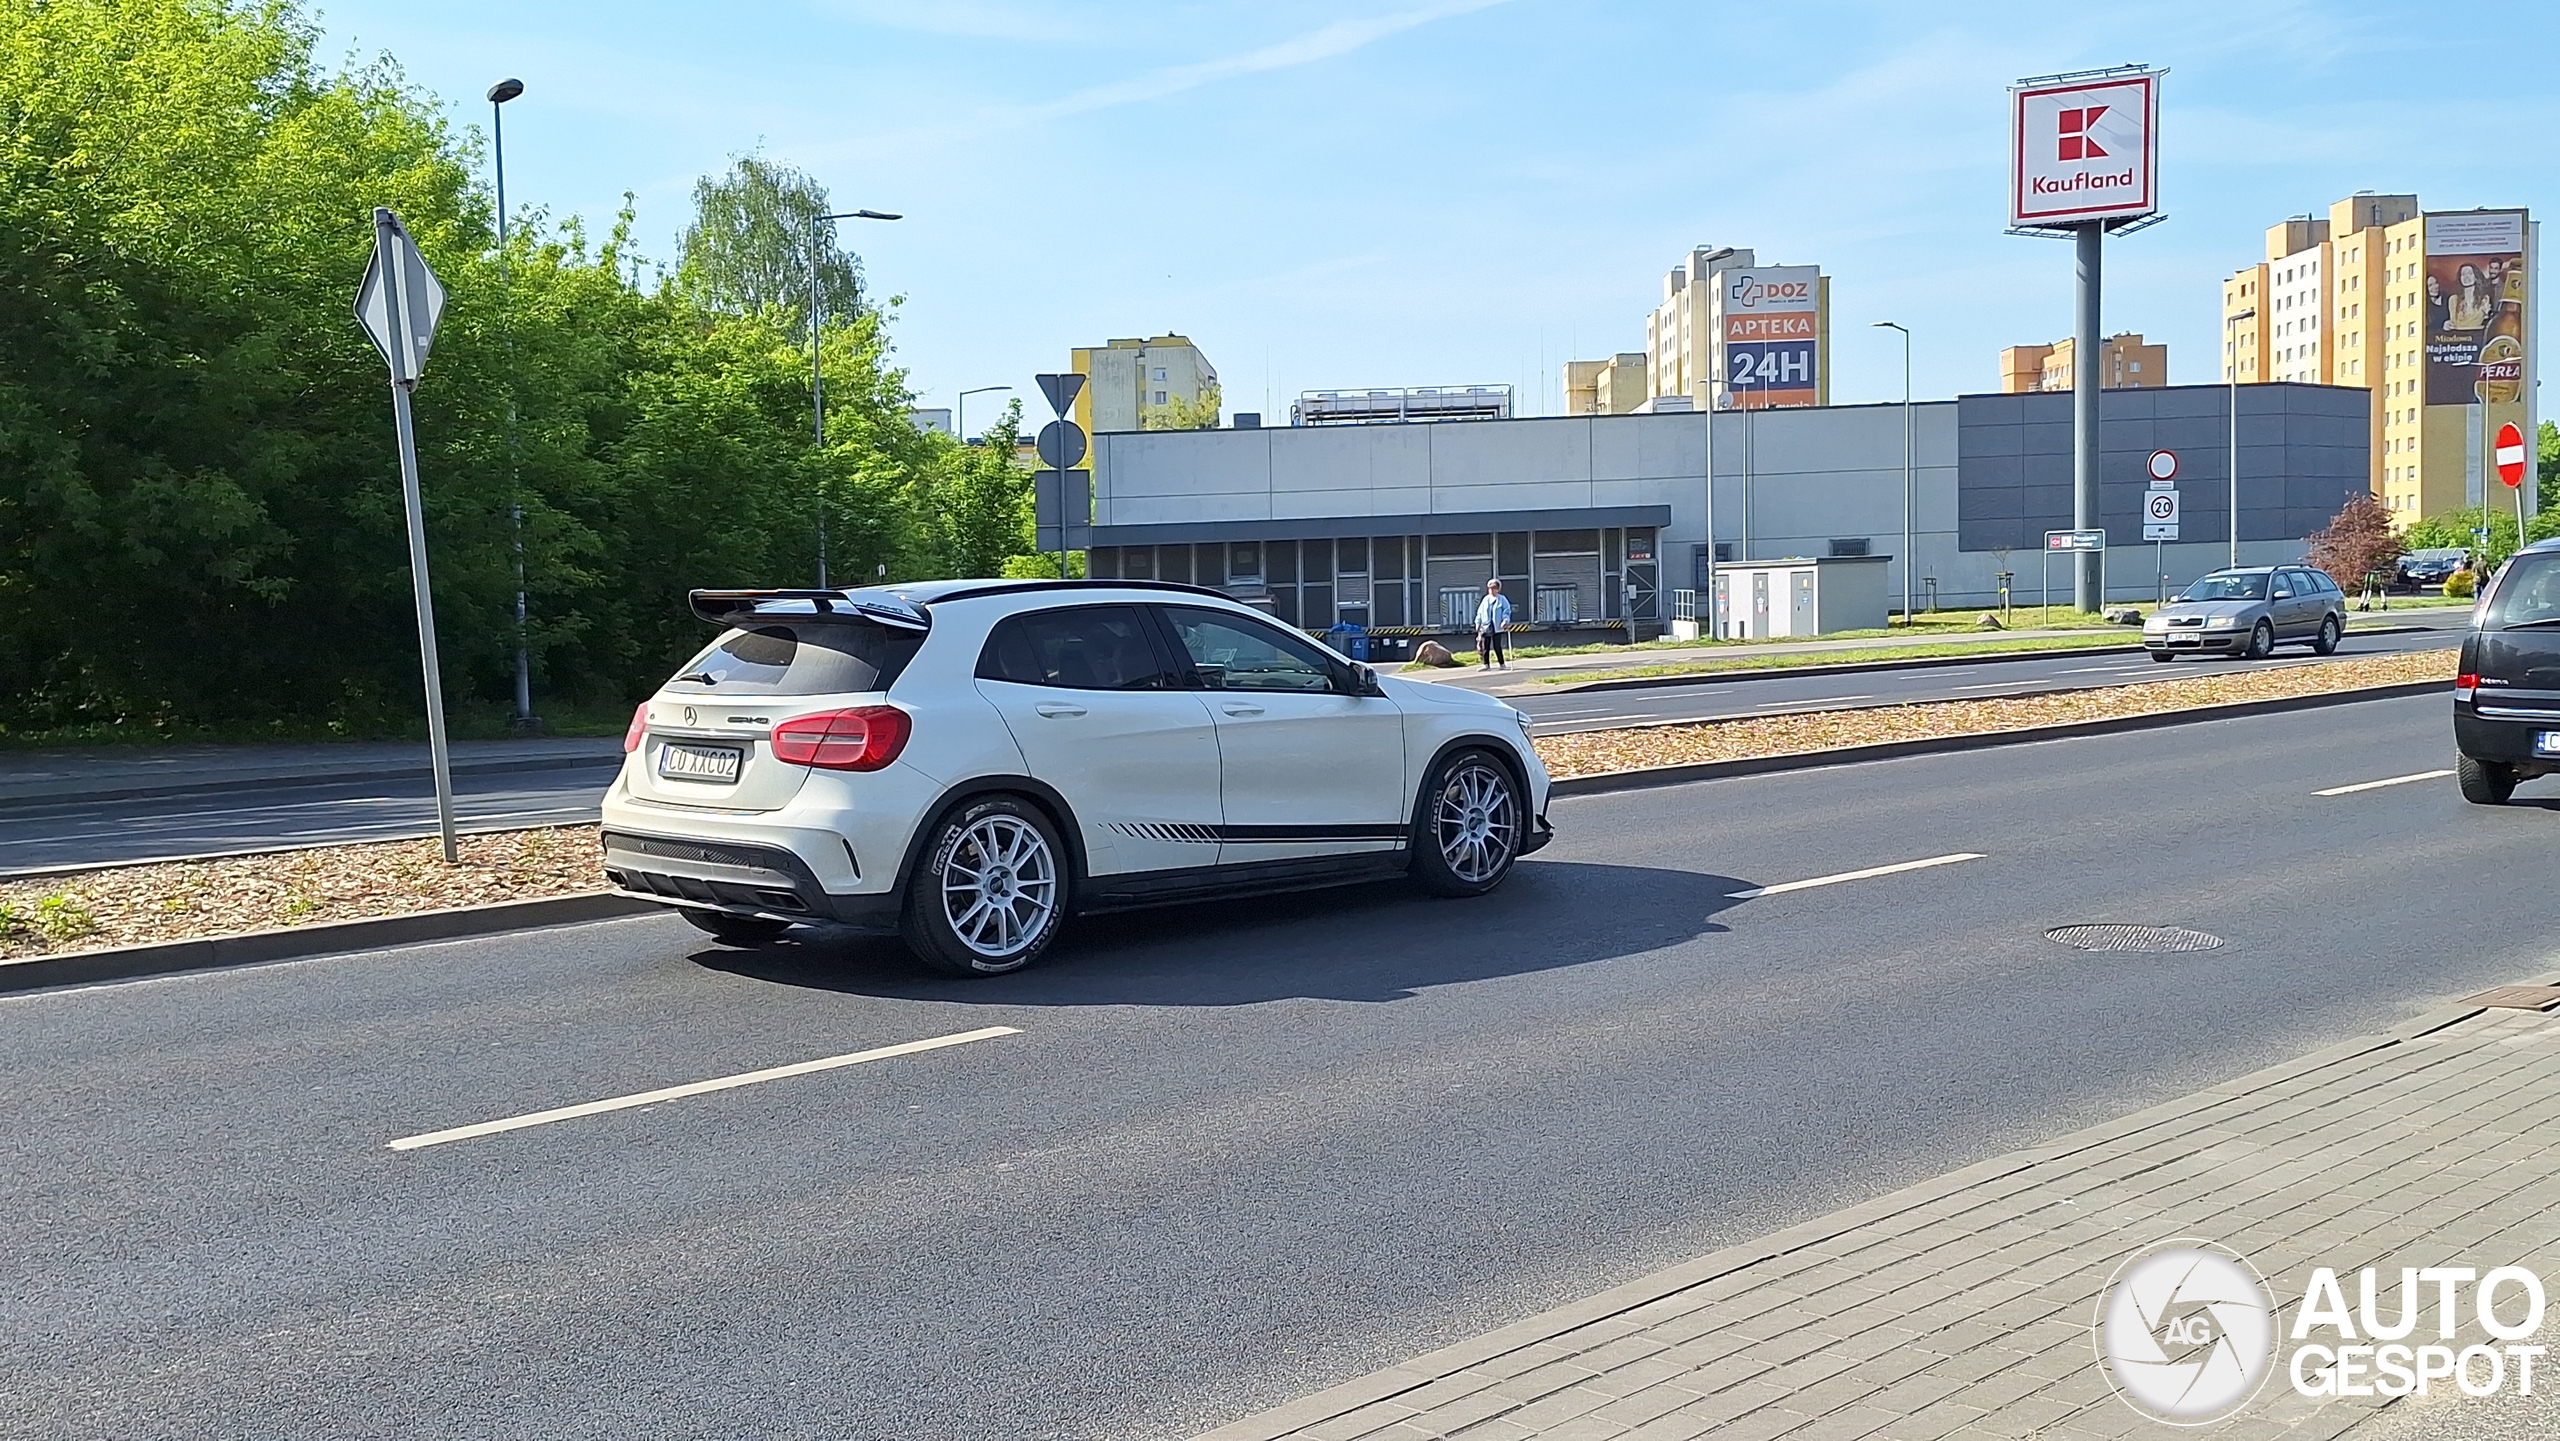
[1077, 851, 1410, 915]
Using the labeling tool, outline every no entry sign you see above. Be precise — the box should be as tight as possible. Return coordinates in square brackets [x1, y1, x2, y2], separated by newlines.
[2497, 422, 2528, 489]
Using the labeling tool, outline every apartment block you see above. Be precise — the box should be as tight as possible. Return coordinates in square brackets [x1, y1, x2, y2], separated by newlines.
[1068, 335, 1218, 441]
[1997, 333, 2167, 393]
[2221, 193, 2534, 522]
[1563, 353, 1649, 416]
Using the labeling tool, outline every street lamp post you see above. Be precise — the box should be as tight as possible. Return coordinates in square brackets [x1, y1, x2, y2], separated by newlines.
[487, 77, 533, 730]
[808, 207, 902, 587]
[958, 385, 1012, 443]
[2226, 307, 2255, 570]
[1873, 322, 1913, 625]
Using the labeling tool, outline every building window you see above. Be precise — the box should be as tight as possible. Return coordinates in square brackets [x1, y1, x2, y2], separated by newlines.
[1152, 368, 1167, 381]
[1828, 539, 1871, 557]
[1153, 391, 1167, 404]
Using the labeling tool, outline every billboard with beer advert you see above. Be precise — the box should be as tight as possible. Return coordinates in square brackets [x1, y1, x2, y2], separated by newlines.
[1713, 265, 1821, 410]
[2423, 210, 2529, 408]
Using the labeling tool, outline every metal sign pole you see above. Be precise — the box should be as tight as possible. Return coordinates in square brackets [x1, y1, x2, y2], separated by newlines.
[391, 379, 459, 864]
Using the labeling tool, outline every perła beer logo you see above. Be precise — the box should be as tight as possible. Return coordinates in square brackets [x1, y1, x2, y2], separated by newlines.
[2095, 1240, 2277, 1423]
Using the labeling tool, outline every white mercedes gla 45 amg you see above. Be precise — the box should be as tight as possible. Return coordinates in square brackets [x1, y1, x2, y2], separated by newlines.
[599, 580, 1553, 975]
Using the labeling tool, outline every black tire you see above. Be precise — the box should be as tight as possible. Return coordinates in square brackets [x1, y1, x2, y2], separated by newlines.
[2459, 755, 2518, 806]
[1411, 749, 1524, 899]
[680, 910, 793, 946]
[2148, 650, 2177, 663]
[2243, 620, 2275, 660]
[2312, 615, 2341, 655]
[901, 795, 1068, 976]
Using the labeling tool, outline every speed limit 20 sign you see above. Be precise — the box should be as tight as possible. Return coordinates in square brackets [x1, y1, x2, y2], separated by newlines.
[2143, 484, 2181, 542]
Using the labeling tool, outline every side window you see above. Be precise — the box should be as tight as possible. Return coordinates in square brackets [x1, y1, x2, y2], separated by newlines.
[2271, 573, 2295, 599]
[976, 606, 1173, 691]
[1162, 607, 1340, 693]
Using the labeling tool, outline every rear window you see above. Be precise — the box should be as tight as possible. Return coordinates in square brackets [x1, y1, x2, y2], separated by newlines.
[666, 623, 922, 696]
[2481, 554, 2560, 630]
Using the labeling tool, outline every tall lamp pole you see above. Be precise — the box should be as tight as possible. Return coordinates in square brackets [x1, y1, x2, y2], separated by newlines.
[1874, 322, 1913, 624]
[958, 384, 1012, 442]
[2225, 307, 2255, 570]
[808, 207, 902, 587]
[487, 77, 533, 730]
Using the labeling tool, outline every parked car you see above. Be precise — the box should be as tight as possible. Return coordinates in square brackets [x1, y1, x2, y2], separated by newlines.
[2453, 538, 2560, 804]
[2141, 566, 2347, 661]
[2398, 549, 2469, 590]
[598, 579, 1554, 974]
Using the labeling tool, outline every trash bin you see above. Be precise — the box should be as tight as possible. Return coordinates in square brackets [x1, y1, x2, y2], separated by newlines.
[1322, 623, 1370, 662]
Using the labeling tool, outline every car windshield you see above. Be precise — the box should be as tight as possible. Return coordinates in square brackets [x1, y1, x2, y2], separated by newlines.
[2177, 574, 2267, 602]
[2482, 554, 2560, 630]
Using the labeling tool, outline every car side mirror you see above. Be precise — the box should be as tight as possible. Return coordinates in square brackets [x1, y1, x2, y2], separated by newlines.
[1345, 662, 1386, 697]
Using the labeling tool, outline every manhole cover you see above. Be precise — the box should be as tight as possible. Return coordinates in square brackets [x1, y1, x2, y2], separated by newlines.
[2047, 924, 2226, 953]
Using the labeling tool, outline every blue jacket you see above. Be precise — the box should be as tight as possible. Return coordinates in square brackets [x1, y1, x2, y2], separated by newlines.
[1475, 593, 1513, 630]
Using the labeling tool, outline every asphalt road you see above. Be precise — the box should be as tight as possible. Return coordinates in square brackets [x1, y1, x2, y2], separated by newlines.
[1512, 609, 2470, 734]
[0, 613, 2471, 876]
[0, 760, 617, 878]
[5, 693, 2553, 1440]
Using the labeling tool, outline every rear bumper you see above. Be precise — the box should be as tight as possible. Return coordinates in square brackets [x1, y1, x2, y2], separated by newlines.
[1521, 814, 1556, 856]
[2454, 709, 2560, 774]
[599, 828, 904, 932]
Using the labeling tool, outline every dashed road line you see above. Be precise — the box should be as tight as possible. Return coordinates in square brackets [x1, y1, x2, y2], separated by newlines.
[1726, 853, 1986, 901]
[387, 1026, 1023, 1151]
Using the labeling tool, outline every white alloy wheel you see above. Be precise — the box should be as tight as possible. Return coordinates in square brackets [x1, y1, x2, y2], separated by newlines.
[939, 812, 1059, 959]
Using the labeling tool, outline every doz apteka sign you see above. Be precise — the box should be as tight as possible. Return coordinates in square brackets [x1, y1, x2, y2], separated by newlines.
[2011, 69, 2161, 228]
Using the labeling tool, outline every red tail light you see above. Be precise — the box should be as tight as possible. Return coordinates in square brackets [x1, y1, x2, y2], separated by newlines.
[624, 701, 649, 753]
[2456, 673, 2480, 702]
[771, 706, 912, 771]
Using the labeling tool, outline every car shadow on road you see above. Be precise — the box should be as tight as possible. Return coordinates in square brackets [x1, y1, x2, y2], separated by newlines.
[687, 859, 1755, 1007]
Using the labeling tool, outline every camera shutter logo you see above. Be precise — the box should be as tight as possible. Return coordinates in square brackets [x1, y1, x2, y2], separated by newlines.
[2095, 1240, 2277, 1423]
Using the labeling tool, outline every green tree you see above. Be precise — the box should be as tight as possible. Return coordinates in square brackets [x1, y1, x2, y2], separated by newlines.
[1142, 383, 1222, 431]
[2538, 420, 2560, 516]
[0, 0, 960, 739]
[921, 401, 1032, 578]
[677, 156, 864, 321]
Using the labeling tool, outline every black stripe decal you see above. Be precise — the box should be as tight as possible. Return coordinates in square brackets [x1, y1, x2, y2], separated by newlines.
[1107, 822, 1406, 844]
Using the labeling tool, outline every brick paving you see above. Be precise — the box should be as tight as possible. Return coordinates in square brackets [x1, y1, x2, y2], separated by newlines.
[1194, 980, 2560, 1440]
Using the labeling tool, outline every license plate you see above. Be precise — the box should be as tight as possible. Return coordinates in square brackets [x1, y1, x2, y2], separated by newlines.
[657, 742, 742, 783]
[2537, 732, 2560, 757]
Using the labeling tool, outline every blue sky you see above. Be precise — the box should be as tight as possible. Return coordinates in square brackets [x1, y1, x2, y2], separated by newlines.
[310, 0, 2557, 429]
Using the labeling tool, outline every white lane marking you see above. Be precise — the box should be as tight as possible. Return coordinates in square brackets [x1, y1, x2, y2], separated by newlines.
[1952, 681, 2037, 691]
[1750, 694, 1874, 708]
[1727, 852, 1985, 900]
[386, 1026, 1022, 1151]
[1534, 713, 1658, 728]
[2314, 769, 2454, 797]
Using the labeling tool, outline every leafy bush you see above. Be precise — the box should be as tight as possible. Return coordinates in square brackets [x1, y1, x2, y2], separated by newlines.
[2446, 570, 2478, 599]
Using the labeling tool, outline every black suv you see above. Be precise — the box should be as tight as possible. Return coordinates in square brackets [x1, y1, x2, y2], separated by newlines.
[2454, 537, 2560, 803]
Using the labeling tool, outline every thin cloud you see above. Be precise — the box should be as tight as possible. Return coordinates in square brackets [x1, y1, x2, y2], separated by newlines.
[833, 0, 1513, 155]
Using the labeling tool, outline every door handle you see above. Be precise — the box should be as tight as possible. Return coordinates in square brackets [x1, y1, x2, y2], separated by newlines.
[1034, 702, 1087, 718]
[1220, 703, 1266, 717]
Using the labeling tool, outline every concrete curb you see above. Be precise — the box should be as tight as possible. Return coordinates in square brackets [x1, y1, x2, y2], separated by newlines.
[1546, 677, 2447, 797]
[0, 892, 659, 995]
[0, 752, 623, 811]
[1189, 966, 2560, 1441]
[1448, 622, 2435, 697]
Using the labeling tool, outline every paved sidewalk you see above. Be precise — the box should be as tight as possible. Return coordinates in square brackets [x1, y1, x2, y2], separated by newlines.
[1194, 975, 2560, 1440]
[0, 736, 623, 807]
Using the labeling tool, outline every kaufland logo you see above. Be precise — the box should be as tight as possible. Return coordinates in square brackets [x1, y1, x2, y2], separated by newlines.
[2057, 107, 2107, 160]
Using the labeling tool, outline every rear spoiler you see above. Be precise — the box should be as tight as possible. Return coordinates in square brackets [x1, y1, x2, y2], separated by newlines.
[687, 589, 930, 633]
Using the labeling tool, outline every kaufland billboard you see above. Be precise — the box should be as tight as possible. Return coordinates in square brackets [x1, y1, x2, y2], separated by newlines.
[2010, 70, 2160, 228]
[1714, 265, 1821, 409]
